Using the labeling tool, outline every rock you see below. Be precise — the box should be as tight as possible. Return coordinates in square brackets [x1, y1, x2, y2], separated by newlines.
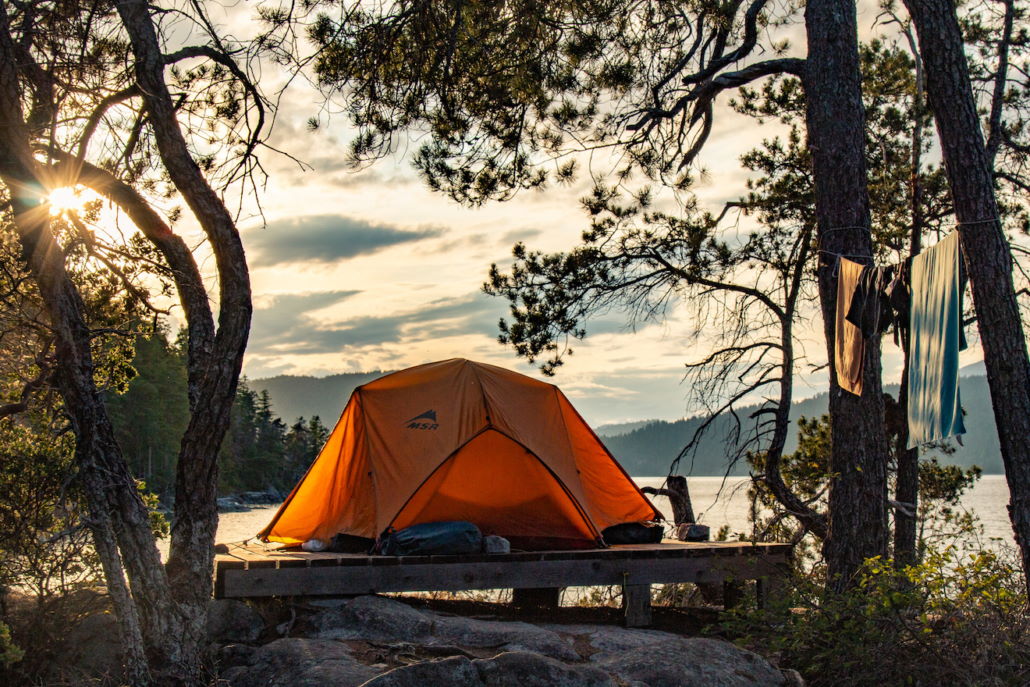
[240, 490, 279, 504]
[781, 668, 805, 686]
[595, 637, 785, 687]
[218, 643, 258, 670]
[473, 651, 613, 686]
[427, 613, 579, 661]
[482, 535, 511, 554]
[540, 623, 681, 659]
[207, 599, 264, 643]
[307, 597, 351, 608]
[313, 596, 432, 642]
[359, 655, 482, 686]
[221, 637, 379, 687]
[217, 497, 250, 512]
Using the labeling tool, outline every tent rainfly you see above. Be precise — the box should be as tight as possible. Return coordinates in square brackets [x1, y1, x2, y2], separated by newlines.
[259, 358, 661, 550]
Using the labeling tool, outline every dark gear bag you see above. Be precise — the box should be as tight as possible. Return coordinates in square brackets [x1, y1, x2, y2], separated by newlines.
[378, 521, 483, 556]
[328, 533, 376, 554]
[601, 521, 664, 545]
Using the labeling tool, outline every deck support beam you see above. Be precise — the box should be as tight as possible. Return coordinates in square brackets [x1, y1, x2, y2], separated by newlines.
[622, 583, 652, 627]
[213, 542, 792, 614]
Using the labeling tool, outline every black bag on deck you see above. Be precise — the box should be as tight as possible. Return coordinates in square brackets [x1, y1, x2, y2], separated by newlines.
[602, 522, 664, 545]
[378, 521, 483, 556]
[328, 533, 376, 554]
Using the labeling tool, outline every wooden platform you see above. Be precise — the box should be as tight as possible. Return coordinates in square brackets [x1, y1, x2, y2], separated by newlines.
[214, 540, 790, 626]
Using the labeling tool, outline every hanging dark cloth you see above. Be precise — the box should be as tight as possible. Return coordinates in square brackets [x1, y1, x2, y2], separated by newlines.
[845, 264, 897, 338]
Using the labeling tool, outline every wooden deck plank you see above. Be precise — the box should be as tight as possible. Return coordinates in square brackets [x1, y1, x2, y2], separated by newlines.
[212, 540, 791, 573]
[217, 549, 789, 598]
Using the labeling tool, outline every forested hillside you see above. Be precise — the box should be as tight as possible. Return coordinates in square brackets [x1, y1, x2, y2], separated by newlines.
[252, 372, 383, 424]
[107, 332, 327, 501]
[600, 375, 1002, 476]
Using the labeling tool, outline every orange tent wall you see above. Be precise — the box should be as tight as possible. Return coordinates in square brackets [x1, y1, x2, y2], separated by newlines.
[390, 428, 600, 548]
[259, 395, 376, 544]
[259, 359, 660, 548]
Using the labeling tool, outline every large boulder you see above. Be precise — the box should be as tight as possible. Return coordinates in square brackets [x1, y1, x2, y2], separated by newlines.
[358, 655, 481, 686]
[207, 599, 264, 643]
[540, 623, 682, 659]
[313, 596, 433, 643]
[359, 652, 613, 687]
[428, 614, 579, 661]
[474, 651, 612, 687]
[594, 637, 785, 687]
[221, 637, 380, 687]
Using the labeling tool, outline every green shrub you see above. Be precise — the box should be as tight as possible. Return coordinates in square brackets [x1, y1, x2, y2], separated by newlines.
[0, 621, 22, 667]
[721, 549, 1030, 686]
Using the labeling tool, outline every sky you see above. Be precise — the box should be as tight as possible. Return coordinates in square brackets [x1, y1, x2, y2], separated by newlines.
[133, 2, 985, 426]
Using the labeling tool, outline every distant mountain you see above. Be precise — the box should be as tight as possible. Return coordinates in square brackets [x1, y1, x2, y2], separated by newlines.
[251, 371, 385, 424]
[253, 370, 1003, 476]
[593, 420, 653, 436]
[597, 374, 1003, 476]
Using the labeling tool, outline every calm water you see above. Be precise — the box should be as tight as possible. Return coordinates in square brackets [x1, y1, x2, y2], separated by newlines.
[205, 474, 1015, 552]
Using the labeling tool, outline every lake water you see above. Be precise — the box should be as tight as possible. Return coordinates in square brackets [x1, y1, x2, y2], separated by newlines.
[206, 474, 1016, 553]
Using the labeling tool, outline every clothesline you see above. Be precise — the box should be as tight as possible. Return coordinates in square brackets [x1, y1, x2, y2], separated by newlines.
[817, 217, 1001, 269]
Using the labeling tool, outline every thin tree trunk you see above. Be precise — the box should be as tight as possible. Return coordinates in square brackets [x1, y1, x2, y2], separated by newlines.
[642, 475, 696, 524]
[116, 1, 253, 676]
[761, 239, 829, 541]
[894, 29, 926, 568]
[903, 0, 1030, 595]
[0, 6, 178, 679]
[803, 0, 890, 590]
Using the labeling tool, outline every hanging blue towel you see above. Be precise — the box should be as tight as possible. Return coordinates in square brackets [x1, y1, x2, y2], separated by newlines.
[907, 231, 966, 448]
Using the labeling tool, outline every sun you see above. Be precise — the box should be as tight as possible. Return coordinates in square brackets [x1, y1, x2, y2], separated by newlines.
[47, 186, 85, 215]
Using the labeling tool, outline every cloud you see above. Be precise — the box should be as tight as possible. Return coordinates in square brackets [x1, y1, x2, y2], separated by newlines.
[501, 228, 543, 244]
[246, 214, 445, 267]
[248, 291, 506, 357]
[250, 290, 361, 348]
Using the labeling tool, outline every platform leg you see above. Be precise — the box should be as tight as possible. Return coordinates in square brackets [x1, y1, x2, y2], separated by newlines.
[512, 587, 560, 609]
[622, 583, 652, 627]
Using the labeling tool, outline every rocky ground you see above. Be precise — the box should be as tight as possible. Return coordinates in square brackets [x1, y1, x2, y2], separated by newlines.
[212, 595, 796, 686]
[57, 594, 800, 685]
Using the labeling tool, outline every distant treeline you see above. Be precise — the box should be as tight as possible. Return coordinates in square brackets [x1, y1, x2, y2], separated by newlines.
[107, 333, 328, 501]
[252, 371, 1002, 478]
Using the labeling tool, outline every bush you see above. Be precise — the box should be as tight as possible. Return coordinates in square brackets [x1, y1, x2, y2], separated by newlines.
[0, 420, 167, 683]
[721, 549, 1030, 686]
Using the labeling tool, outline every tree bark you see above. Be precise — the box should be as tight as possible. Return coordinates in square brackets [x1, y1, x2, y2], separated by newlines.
[903, 0, 1030, 594]
[894, 36, 926, 568]
[116, 1, 253, 675]
[0, 6, 177, 681]
[803, 0, 890, 590]
[642, 475, 696, 524]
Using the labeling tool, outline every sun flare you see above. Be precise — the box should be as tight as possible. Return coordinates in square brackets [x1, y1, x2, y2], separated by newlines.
[47, 186, 85, 215]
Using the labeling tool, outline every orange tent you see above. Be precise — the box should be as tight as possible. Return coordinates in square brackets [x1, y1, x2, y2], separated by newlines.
[259, 358, 660, 550]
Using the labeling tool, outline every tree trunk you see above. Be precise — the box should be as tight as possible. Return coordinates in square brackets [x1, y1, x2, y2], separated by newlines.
[903, 0, 1030, 595]
[116, 1, 253, 676]
[893, 39, 926, 568]
[803, 0, 890, 590]
[893, 371, 919, 567]
[667, 476, 696, 524]
[0, 7, 178, 681]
